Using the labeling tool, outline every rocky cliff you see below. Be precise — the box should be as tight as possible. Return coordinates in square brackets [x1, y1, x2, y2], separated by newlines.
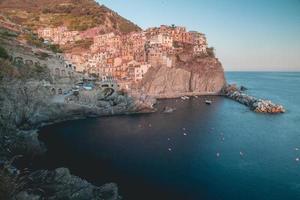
[141, 47, 226, 98]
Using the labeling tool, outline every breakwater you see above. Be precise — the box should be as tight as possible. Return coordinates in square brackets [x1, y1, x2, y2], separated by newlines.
[222, 84, 285, 114]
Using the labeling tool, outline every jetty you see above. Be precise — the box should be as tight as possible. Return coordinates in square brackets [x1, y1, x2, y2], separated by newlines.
[222, 84, 285, 114]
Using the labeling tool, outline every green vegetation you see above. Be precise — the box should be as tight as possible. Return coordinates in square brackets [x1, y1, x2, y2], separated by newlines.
[73, 38, 93, 49]
[119, 21, 138, 34]
[207, 47, 215, 57]
[34, 51, 49, 60]
[24, 33, 44, 48]
[0, 58, 52, 82]
[0, 30, 18, 38]
[0, 59, 17, 81]
[0, 46, 9, 59]
[0, 157, 27, 200]
[49, 44, 63, 53]
[22, 33, 62, 53]
[0, 0, 141, 33]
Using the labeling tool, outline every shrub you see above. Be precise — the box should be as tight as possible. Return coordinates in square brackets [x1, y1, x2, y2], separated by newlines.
[206, 47, 215, 57]
[24, 34, 43, 48]
[49, 44, 63, 53]
[0, 30, 18, 38]
[0, 59, 19, 81]
[0, 46, 9, 59]
[0, 157, 28, 200]
[73, 39, 93, 49]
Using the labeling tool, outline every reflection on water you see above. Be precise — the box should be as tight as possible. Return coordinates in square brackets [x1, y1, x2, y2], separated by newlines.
[33, 72, 300, 200]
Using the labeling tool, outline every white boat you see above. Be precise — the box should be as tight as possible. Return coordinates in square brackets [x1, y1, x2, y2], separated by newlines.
[205, 100, 212, 105]
[181, 96, 190, 100]
[83, 86, 93, 90]
[163, 106, 176, 113]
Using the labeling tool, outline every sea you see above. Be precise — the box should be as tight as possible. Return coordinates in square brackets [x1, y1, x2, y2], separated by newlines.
[33, 72, 300, 200]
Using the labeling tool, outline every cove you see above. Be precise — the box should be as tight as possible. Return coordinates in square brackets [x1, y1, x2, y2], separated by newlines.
[33, 72, 300, 200]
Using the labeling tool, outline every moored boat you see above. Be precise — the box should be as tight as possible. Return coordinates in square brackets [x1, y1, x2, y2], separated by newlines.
[205, 100, 212, 105]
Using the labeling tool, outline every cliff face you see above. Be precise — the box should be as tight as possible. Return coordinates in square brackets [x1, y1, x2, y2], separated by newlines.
[141, 48, 226, 98]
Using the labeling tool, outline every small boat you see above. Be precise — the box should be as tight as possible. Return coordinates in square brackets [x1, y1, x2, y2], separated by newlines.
[181, 96, 190, 100]
[296, 157, 299, 162]
[162, 106, 176, 113]
[183, 133, 187, 136]
[239, 151, 244, 156]
[216, 152, 220, 157]
[168, 148, 172, 152]
[295, 148, 299, 151]
[205, 100, 212, 105]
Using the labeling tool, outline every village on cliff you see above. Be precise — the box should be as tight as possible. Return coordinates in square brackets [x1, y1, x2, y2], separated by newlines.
[35, 24, 209, 90]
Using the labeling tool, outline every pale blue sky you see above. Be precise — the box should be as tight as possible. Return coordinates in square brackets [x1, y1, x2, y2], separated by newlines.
[98, 0, 300, 71]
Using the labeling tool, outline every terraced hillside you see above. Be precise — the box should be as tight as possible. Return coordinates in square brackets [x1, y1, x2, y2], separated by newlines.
[0, 0, 141, 33]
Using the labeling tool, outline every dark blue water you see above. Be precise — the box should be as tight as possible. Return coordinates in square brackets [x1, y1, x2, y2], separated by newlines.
[36, 72, 300, 200]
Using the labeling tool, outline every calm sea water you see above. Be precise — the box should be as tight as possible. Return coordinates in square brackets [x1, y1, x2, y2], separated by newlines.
[35, 72, 300, 200]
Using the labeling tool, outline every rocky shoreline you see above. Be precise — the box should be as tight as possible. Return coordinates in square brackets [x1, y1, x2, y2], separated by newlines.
[0, 90, 156, 200]
[15, 168, 121, 200]
[1, 83, 286, 199]
[222, 84, 285, 114]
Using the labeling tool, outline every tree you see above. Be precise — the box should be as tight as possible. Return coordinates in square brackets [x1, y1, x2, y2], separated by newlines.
[0, 46, 9, 59]
[206, 47, 215, 57]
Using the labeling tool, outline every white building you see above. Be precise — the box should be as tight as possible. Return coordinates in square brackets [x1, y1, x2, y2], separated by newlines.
[149, 34, 173, 47]
[134, 63, 151, 82]
[162, 55, 173, 68]
[193, 45, 207, 55]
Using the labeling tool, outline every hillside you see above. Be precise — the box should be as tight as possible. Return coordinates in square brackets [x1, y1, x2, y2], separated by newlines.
[0, 0, 226, 98]
[0, 0, 141, 33]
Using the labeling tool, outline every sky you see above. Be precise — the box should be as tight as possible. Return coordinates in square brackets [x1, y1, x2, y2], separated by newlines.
[98, 0, 300, 71]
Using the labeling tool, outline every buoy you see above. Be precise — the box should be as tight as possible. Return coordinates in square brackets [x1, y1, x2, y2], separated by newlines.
[183, 133, 187, 136]
[296, 157, 299, 162]
[240, 151, 244, 156]
[168, 148, 172, 152]
[295, 148, 299, 151]
[216, 152, 220, 157]
[167, 138, 171, 141]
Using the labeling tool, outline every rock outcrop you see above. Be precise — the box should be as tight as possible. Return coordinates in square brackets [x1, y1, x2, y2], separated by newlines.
[13, 168, 120, 200]
[222, 84, 285, 114]
[141, 51, 226, 98]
